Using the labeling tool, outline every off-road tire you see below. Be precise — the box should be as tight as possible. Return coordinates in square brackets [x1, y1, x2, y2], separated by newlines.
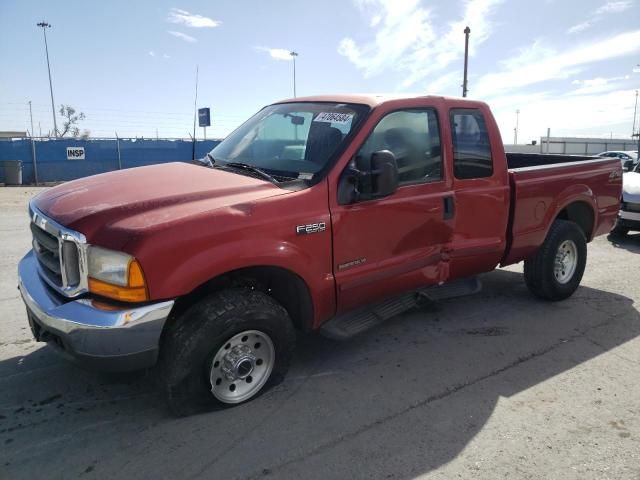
[159, 288, 295, 416]
[524, 220, 587, 301]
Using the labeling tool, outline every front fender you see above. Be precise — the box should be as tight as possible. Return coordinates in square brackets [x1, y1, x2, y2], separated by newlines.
[147, 236, 335, 328]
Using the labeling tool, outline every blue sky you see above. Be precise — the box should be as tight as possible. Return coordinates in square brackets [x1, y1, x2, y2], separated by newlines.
[1, 0, 639, 143]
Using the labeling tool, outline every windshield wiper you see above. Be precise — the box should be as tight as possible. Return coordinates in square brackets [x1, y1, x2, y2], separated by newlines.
[220, 162, 278, 184]
[193, 152, 215, 168]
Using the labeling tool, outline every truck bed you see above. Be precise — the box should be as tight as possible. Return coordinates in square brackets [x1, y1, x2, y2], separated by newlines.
[506, 153, 597, 170]
[501, 156, 622, 266]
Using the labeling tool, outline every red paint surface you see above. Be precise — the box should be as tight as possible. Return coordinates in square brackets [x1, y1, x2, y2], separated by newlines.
[33, 95, 622, 328]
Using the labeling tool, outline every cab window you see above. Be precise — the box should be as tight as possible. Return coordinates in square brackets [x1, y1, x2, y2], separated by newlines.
[355, 109, 442, 186]
[450, 109, 493, 179]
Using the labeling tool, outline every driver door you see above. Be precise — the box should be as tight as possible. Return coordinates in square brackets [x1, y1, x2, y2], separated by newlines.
[329, 106, 454, 312]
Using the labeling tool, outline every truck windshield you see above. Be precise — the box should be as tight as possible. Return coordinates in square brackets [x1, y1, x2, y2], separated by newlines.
[210, 102, 367, 181]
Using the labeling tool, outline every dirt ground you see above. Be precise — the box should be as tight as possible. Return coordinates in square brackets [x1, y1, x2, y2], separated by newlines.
[1, 187, 639, 480]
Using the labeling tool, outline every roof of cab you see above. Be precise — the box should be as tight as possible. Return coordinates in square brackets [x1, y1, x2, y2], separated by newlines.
[272, 93, 485, 109]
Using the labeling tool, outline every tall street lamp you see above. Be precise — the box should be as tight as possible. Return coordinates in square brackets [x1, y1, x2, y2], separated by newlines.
[634, 66, 640, 153]
[37, 21, 58, 137]
[290, 51, 298, 98]
[632, 90, 638, 140]
[462, 26, 470, 98]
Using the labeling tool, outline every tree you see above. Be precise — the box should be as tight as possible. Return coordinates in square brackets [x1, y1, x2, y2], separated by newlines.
[58, 104, 89, 137]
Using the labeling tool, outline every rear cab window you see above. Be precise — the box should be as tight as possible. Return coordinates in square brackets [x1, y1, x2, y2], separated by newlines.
[450, 109, 493, 179]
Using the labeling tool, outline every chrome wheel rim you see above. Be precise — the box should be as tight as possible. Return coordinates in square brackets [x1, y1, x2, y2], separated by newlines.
[209, 330, 275, 404]
[554, 240, 578, 284]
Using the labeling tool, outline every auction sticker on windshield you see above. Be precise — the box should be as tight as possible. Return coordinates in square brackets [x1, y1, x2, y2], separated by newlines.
[314, 112, 354, 124]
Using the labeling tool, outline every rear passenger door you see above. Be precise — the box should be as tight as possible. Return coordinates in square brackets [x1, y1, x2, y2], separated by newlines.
[447, 108, 510, 279]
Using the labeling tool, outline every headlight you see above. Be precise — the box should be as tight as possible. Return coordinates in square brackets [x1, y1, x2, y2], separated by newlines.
[87, 246, 148, 302]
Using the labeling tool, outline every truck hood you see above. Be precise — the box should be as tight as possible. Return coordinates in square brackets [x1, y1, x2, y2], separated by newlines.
[622, 171, 640, 203]
[33, 162, 289, 246]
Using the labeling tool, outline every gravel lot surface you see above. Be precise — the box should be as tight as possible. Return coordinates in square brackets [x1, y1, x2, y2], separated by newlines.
[1, 187, 639, 480]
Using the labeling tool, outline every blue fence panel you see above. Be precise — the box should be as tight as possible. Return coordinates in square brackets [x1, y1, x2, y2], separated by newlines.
[0, 138, 221, 184]
[35, 139, 119, 183]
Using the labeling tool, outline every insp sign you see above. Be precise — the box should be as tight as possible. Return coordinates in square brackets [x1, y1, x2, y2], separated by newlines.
[66, 147, 85, 160]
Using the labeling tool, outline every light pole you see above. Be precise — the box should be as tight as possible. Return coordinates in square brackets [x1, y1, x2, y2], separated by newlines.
[633, 90, 638, 139]
[462, 26, 470, 98]
[37, 21, 58, 137]
[290, 51, 298, 98]
[635, 66, 640, 153]
[514, 109, 520, 144]
[192, 65, 199, 160]
[29, 101, 39, 185]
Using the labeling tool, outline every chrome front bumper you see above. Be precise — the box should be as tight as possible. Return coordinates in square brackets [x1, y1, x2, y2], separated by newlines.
[18, 250, 175, 371]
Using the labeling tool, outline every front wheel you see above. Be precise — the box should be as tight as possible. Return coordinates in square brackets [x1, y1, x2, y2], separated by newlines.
[524, 220, 587, 301]
[159, 289, 296, 416]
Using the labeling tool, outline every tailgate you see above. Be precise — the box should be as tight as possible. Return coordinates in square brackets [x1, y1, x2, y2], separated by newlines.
[502, 158, 621, 266]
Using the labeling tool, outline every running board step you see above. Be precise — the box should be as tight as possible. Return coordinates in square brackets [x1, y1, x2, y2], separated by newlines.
[418, 276, 482, 302]
[320, 292, 417, 340]
[320, 276, 482, 340]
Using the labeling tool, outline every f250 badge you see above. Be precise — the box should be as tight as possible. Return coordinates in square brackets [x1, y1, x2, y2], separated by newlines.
[296, 222, 326, 235]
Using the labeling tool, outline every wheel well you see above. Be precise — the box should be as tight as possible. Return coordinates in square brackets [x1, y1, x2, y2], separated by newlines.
[164, 266, 314, 337]
[555, 201, 594, 241]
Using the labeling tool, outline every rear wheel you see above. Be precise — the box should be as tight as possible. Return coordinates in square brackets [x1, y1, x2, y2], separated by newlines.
[524, 220, 587, 301]
[159, 289, 295, 416]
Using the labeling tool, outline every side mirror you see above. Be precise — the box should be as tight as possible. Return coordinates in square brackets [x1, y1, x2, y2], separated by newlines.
[337, 150, 399, 205]
[370, 150, 399, 198]
[623, 160, 634, 171]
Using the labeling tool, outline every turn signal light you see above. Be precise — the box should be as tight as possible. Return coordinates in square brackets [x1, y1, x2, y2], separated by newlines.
[89, 259, 149, 302]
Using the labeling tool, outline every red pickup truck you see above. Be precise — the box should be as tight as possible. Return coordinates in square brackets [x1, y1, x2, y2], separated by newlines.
[18, 95, 622, 414]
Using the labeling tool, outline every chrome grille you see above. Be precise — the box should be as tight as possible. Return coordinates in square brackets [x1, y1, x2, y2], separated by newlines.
[29, 203, 88, 297]
[31, 222, 62, 284]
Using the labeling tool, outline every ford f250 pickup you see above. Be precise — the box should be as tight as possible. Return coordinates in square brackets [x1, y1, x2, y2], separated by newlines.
[18, 95, 622, 414]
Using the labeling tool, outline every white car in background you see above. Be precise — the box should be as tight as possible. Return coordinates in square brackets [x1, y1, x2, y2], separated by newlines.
[597, 151, 638, 171]
[612, 161, 640, 236]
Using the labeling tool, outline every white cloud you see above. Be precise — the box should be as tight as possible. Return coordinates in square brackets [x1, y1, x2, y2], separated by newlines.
[337, 0, 503, 89]
[255, 46, 295, 61]
[163, 54, 170, 59]
[168, 31, 197, 43]
[568, 21, 593, 34]
[424, 71, 462, 94]
[148, 51, 156, 57]
[499, 40, 556, 71]
[572, 75, 630, 87]
[568, 0, 632, 34]
[167, 8, 221, 28]
[595, 0, 632, 14]
[473, 30, 640, 97]
[569, 75, 631, 95]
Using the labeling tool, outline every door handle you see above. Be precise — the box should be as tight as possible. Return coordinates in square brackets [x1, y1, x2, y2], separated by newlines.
[443, 196, 455, 220]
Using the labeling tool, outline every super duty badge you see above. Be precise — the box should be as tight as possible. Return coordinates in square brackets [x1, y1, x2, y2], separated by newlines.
[296, 222, 326, 235]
